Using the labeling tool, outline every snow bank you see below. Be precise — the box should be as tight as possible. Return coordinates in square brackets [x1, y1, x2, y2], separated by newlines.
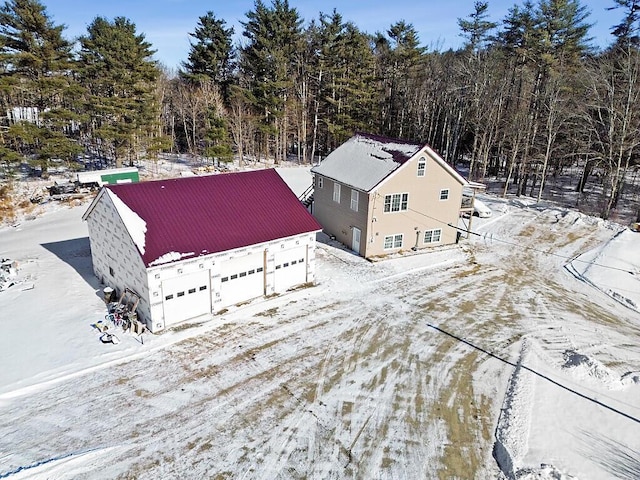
[493, 338, 535, 479]
[566, 228, 640, 312]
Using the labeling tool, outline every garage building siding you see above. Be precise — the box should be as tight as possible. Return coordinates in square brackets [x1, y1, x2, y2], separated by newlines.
[85, 169, 322, 334]
[145, 232, 317, 332]
[85, 190, 151, 326]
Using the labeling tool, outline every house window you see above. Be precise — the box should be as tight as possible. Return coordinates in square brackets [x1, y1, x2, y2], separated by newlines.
[424, 228, 442, 244]
[257, 267, 264, 273]
[230, 274, 238, 280]
[221, 277, 229, 282]
[440, 189, 449, 201]
[333, 182, 341, 203]
[165, 294, 173, 301]
[177, 291, 185, 297]
[188, 288, 196, 294]
[417, 158, 426, 177]
[317, 176, 323, 188]
[199, 285, 207, 291]
[383, 234, 404, 249]
[383, 193, 409, 212]
[351, 190, 359, 211]
[109, 266, 115, 277]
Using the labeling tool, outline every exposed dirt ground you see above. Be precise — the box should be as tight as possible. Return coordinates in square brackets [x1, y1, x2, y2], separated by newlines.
[2, 194, 638, 479]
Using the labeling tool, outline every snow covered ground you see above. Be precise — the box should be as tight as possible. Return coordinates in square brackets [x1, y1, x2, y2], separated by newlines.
[0, 167, 639, 479]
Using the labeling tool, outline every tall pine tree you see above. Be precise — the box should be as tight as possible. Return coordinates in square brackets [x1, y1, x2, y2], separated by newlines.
[0, 0, 81, 169]
[79, 16, 159, 166]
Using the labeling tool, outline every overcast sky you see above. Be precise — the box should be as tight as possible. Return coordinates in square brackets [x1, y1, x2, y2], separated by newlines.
[45, 0, 622, 71]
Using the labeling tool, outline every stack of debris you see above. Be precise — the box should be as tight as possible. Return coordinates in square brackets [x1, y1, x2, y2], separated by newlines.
[0, 258, 19, 292]
[0, 258, 34, 292]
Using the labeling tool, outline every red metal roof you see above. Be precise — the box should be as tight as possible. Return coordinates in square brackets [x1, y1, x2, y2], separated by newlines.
[105, 169, 322, 267]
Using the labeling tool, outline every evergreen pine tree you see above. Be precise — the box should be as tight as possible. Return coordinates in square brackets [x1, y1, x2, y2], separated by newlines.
[0, 0, 81, 169]
[79, 16, 160, 166]
[181, 11, 235, 98]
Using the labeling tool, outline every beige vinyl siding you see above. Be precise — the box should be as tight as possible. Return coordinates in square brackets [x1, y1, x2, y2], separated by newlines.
[364, 150, 463, 257]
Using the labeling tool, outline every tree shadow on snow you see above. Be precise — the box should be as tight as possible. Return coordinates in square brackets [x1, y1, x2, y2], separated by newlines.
[40, 237, 102, 297]
[576, 429, 640, 480]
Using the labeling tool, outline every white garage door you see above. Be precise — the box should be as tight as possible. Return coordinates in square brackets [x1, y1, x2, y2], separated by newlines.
[274, 246, 307, 293]
[220, 253, 265, 307]
[162, 270, 211, 325]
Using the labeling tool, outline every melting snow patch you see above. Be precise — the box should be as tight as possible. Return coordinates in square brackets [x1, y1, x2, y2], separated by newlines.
[149, 251, 195, 266]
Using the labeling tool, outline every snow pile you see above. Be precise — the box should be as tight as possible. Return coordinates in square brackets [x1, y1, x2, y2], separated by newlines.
[493, 339, 535, 478]
[621, 371, 640, 387]
[516, 464, 578, 480]
[561, 349, 624, 390]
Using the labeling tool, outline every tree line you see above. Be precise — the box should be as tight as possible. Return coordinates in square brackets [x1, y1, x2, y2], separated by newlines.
[1, 0, 639, 220]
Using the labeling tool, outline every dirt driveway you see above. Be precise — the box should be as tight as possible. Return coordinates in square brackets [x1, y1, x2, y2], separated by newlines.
[2, 199, 639, 480]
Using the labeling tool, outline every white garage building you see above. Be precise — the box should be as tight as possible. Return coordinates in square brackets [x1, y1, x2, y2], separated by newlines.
[83, 169, 322, 333]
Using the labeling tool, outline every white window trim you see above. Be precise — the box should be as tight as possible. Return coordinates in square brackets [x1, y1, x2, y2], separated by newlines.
[333, 182, 341, 203]
[350, 189, 359, 211]
[383, 233, 404, 250]
[383, 192, 409, 213]
[417, 159, 426, 177]
[439, 189, 449, 201]
[424, 228, 442, 244]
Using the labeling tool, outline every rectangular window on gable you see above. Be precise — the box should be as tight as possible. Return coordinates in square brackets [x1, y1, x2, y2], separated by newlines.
[350, 189, 359, 211]
[333, 182, 341, 203]
[383, 193, 409, 213]
[440, 189, 449, 201]
[316, 176, 323, 188]
[417, 159, 426, 177]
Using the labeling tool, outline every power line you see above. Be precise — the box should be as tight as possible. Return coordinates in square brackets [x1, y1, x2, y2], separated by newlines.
[399, 205, 637, 276]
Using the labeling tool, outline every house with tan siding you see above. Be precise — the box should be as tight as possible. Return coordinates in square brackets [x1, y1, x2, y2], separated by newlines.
[311, 132, 469, 259]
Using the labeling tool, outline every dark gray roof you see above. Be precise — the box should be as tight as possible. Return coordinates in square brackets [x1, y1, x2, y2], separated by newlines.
[311, 133, 423, 192]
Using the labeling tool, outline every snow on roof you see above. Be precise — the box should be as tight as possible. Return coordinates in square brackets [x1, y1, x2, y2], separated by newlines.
[311, 132, 423, 191]
[100, 169, 322, 268]
[106, 189, 147, 255]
